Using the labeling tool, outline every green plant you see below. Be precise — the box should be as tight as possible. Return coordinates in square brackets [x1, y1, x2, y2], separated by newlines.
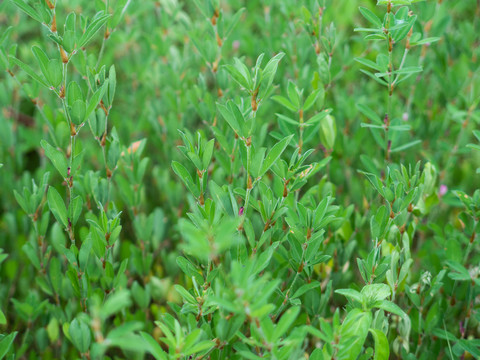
[1, 0, 479, 359]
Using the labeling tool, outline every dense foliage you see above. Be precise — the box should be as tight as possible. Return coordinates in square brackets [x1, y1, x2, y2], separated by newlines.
[1, 0, 480, 359]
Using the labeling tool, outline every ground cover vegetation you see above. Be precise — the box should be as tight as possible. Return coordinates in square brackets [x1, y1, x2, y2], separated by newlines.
[0, 0, 480, 359]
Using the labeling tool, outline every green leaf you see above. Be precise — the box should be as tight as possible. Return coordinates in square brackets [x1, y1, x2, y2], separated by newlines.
[107, 64, 116, 105]
[48, 59, 62, 87]
[390, 139, 421, 153]
[260, 135, 293, 176]
[217, 102, 242, 136]
[276, 113, 300, 126]
[14, 189, 29, 214]
[457, 339, 480, 358]
[319, 114, 336, 149]
[101, 290, 131, 318]
[31, 46, 50, 81]
[224, 60, 252, 91]
[0, 331, 18, 359]
[174, 284, 197, 305]
[261, 52, 285, 89]
[11, 0, 42, 23]
[361, 123, 384, 129]
[69, 318, 91, 353]
[224, 7, 245, 39]
[361, 172, 385, 197]
[273, 306, 300, 340]
[287, 81, 300, 109]
[22, 242, 41, 270]
[171, 161, 199, 197]
[369, 328, 390, 360]
[446, 261, 471, 281]
[0, 250, 7, 267]
[360, 69, 388, 86]
[176, 256, 203, 282]
[394, 66, 422, 75]
[393, 15, 416, 42]
[355, 57, 381, 71]
[388, 125, 411, 131]
[272, 95, 297, 112]
[373, 300, 411, 338]
[362, 283, 391, 303]
[48, 186, 68, 229]
[140, 332, 168, 360]
[63, 30, 76, 53]
[10, 56, 49, 88]
[306, 109, 332, 125]
[412, 37, 441, 46]
[0, 309, 6, 325]
[41, 140, 68, 178]
[357, 103, 383, 125]
[359, 7, 382, 28]
[184, 340, 214, 356]
[431, 327, 457, 342]
[467, 144, 480, 151]
[338, 309, 372, 360]
[69, 196, 83, 226]
[67, 82, 84, 106]
[71, 100, 86, 125]
[49, 257, 62, 294]
[85, 82, 108, 121]
[303, 88, 324, 111]
[354, 27, 382, 33]
[237, 350, 264, 360]
[202, 139, 215, 170]
[78, 13, 111, 48]
[250, 147, 266, 178]
[335, 288, 364, 304]
[292, 281, 320, 299]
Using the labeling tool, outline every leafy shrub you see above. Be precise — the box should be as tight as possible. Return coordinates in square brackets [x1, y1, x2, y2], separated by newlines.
[0, 0, 479, 359]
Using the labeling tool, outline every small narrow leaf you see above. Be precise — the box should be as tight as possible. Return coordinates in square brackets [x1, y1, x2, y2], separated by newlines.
[41, 140, 68, 178]
[31, 46, 50, 81]
[355, 57, 381, 71]
[335, 288, 364, 304]
[85, 82, 108, 121]
[357, 103, 383, 125]
[273, 306, 300, 340]
[217, 102, 242, 136]
[369, 328, 390, 360]
[69, 196, 83, 226]
[0, 309, 6, 325]
[11, 0, 42, 23]
[261, 52, 285, 89]
[359, 7, 382, 28]
[10, 56, 49, 88]
[260, 135, 293, 176]
[78, 13, 111, 48]
[140, 332, 168, 360]
[390, 139, 421, 153]
[171, 161, 199, 197]
[0, 331, 18, 359]
[48, 187, 68, 229]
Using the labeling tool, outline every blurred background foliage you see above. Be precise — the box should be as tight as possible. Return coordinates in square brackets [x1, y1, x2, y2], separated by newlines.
[0, 0, 480, 359]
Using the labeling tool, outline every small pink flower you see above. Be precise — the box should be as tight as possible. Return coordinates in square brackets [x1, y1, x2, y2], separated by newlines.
[233, 40, 240, 51]
[402, 112, 409, 121]
[238, 206, 244, 216]
[439, 184, 448, 197]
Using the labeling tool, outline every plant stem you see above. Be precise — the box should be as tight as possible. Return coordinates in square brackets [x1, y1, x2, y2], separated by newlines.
[95, 0, 110, 70]
[384, 2, 394, 163]
[275, 241, 307, 320]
